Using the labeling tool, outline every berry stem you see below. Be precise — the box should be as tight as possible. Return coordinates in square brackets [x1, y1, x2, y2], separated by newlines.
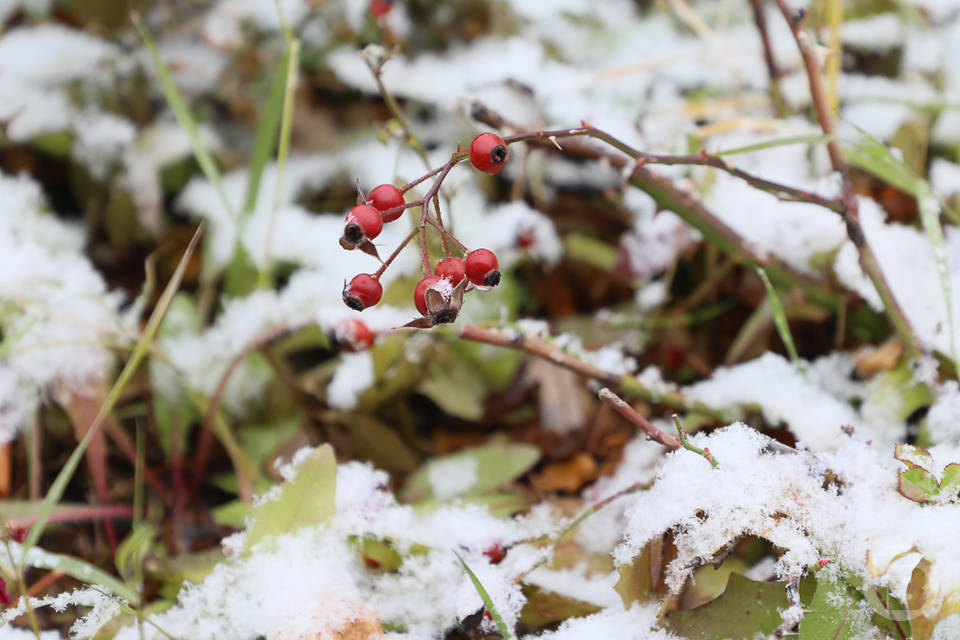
[374, 228, 418, 278]
[425, 216, 468, 252]
[401, 165, 445, 193]
[378, 200, 421, 220]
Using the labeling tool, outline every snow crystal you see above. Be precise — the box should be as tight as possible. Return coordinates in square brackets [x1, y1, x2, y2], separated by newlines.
[928, 381, 960, 443]
[530, 602, 679, 639]
[834, 197, 960, 357]
[686, 353, 861, 450]
[327, 352, 375, 411]
[428, 456, 479, 500]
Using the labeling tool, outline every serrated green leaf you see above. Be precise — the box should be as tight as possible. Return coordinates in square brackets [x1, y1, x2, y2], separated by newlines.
[799, 573, 857, 640]
[895, 443, 935, 472]
[899, 467, 939, 503]
[399, 441, 540, 503]
[242, 444, 337, 553]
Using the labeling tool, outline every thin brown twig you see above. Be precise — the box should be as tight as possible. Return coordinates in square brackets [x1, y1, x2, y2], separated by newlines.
[772, 0, 921, 359]
[458, 324, 727, 419]
[597, 388, 681, 449]
[748, 0, 788, 117]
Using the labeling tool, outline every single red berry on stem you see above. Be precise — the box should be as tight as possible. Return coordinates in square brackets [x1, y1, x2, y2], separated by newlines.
[414, 275, 442, 315]
[343, 274, 382, 311]
[484, 544, 507, 564]
[469, 133, 509, 175]
[369, 184, 406, 222]
[336, 318, 375, 351]
[434, 257, 466, 286]
[465, 248, 500, 287]
[369, 0, 393, 17]
[343, 204, 383, 245]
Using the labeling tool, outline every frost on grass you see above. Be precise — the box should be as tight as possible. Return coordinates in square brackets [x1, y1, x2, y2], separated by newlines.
[0, 173, 125, 442]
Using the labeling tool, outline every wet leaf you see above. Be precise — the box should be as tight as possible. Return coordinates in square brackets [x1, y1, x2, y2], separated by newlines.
[241, 444, 337, 553]
[939, 463, 960, 502]
[615, 544, 654, 608]
[665, 574, 802, 640]
[894, 443, 935, 472]
[399, 441, 540, 503]
[799, 573, 857, 640]
[905, 557, 960, 640]
[898, 467, 939, 503]
[519, 585, 601, 627]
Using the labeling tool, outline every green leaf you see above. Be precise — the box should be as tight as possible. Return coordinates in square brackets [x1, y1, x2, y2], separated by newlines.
[898, 467, 939, 503]
[346, 413, 420, 473]
[519, 585, 601, 627]
[399, 441, 540, 503]
[353, 536, 403, 572]
[799, 573, 857, 640]
[417, 357, 487, 421]
[241, 444, 337, 553]
[211, 500, 253, 529]
[938, 463, 960, 502]
[614, 544, 654, 608]
[894, 443, 935, 472]
[26, 548, 139, 604]
[115, 524, 158, 584]
[455, 551, 516, 640]
[665, 573, 806, 640]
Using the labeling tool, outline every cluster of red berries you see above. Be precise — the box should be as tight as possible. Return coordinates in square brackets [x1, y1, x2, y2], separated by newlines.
[341, 132, 509, 328]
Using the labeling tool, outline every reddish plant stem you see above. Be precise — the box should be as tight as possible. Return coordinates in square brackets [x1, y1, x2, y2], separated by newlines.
[419, 211, 430, 274]
[748, 0, 788, 117]
[374, 228, 419, 278]
[8, 505, 133, 529]
[458, 324, 726, 419]
[426, 216, 468, 252]
[598, 388, 681, 450]
[772, 0, 921, 359]
[377, 200, 421, 221]
[401, 165, 445, 193]
[188, 326, 291, 503]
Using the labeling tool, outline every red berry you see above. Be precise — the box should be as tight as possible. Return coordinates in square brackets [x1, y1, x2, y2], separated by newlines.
[414, 275, 442, 315]
[484, 544, 507, 564]
[336, 318, 374, 351]
[469, 133, 509, 175]
[434, 257, 465, 286]
[343, 274, 382, 311]
[9, 527, 25, 544]
[369, 184, 406, 222]
[369, 0, 393, 16]
[465, 248, 500, 287]
[344, 204, 383, 245]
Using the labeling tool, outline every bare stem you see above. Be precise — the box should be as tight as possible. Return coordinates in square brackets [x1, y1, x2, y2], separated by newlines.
[673, 414, 719, 468]
[748, 0, 788, 117]
[374, 228, 419, 278]
[773, 0, 921, 359]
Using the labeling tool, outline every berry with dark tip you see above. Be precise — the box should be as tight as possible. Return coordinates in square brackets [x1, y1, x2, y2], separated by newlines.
[434, 257, 466, 286]
[414, 275, 442, 316]
[369, 184, 406, 222]
[336, 318, 375, 352]
[343, 204, 383, 246]
[343, 274, 382, 311]
[469, 133, 509, 175]
[465, 248, 500, 287]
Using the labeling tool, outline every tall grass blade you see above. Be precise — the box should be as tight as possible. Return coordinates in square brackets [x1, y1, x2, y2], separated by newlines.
[21, 225, 204, 561]
[454, 551, 516, 640]
[243, 50, 291, 215]
[755, 266, 801, 366]
[133, 15, 234, 221]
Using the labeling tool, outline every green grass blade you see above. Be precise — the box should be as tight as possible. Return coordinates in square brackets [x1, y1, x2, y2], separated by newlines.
[917, 187, 957, 368]
[133, 15, 234, 221]
[26, 549, 139, 604]
[243, 50, 291, 215]
[715, 134, 834, 156]
[21, 224, 204, 563]
[454, 551, 516, 640]
[755, 266, 801, 366]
